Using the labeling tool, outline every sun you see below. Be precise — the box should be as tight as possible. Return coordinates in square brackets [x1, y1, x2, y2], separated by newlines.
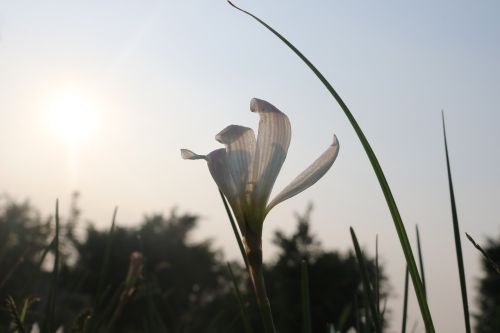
[47, 90, 99, 147]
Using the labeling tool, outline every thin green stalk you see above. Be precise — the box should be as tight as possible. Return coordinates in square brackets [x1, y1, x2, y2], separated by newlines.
[219, 189, 248, 269]
[350, 227, 381, 333]
[227, 262, 254, 333]
[227, 3, 434, 331]
[442, 111, 471, 333]
[301, 260, 312, 333]
[42, 200, 60, 333]
[465, 232, 500, 275]
[375, 235, 380, 319]
[401, 266, 409, 333]
[97, 207, 118, 296]
[415, 225, 427, 296]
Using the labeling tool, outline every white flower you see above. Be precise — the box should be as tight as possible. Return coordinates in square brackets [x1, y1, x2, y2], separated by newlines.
[181, 98, 339, 237]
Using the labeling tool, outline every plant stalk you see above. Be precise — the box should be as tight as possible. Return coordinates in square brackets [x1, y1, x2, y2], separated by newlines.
[243, 232, 276, 333]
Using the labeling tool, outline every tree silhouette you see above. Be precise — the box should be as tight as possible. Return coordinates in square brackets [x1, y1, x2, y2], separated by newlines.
[475, 233, 500, 333]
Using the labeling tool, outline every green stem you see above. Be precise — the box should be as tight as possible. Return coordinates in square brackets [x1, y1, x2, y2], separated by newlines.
[244, 233, 276, 333]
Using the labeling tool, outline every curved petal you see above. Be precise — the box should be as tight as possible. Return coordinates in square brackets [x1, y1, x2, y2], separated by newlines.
[215, 125, 256, 206]
[205, 149, 247, 234]
[250, 98, 291, 207]
[266, 135, 339, 213]
[181, 148, 246, 234]
[181, 149, 206, 160]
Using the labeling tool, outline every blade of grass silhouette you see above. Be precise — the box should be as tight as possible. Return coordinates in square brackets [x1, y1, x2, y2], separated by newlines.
[227, 2, 434, 331]
[415, 225, 427, 296]
[219, 189, 248, 269]
[300, 260, 312, 333]
[97, 207, 118, 297]
[350, 227, 381, 333]
[465, 232, 500, 275]
[401, 266, 409, 333]
[442, 111, 471, 333]
[375, 235, 380, 319]
[5, 296, 26, 333]
[42, 199, 60, 333]
[336, 304, 351, 332]
[227, 262, 254, 333]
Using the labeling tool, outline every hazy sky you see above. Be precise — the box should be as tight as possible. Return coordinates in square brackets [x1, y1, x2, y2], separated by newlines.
[1, 1, 499, 332]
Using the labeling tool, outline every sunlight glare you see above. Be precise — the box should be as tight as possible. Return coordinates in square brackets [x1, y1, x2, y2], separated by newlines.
[47, 90, 99, 147]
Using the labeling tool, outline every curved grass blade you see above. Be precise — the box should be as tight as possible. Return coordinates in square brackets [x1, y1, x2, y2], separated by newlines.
[227, 3, 434, 330]
[42, 200, 60, 333]
[300, 260, 312, 333]
[227, 262, 254, 333]
[350, 227, 381, 333]
[97, 207, 118, 296]
[465, 232, 500, 276]
[401, 266, 409, 333]
[442, 111, 471, 333]
[415, 225, 427, 296]
[375, 235, 380, 318]
[219, 189, 248, 269]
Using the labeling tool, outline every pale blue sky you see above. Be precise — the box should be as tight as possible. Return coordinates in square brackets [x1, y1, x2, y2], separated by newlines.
[1, 1, 499, 332]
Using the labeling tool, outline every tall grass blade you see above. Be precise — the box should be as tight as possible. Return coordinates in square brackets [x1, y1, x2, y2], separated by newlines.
[219, 189, 248, 269]
[5, 296, 26, 333]
[354, 295, 361, 333]
[375, 235, 380, 319]
[227, 262, 254, 333]
[42, 199, 60, 333]
[97, 207, 118, 296]
[401, 266, 409, 333]
[465, 232, 500, 275]
[415, 225, 426, 296]
[442, 111, 471, 333]
[350, 227, 381, 333]
[300, 260, 312, 333]
[227, 3, 434, 330]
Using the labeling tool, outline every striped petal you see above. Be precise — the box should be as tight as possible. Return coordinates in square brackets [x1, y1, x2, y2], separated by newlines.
[181, 148, 246, 233]
[215, 125, 256, 207]
[266, 135, 339, 213]
[250, 98, 291, 208]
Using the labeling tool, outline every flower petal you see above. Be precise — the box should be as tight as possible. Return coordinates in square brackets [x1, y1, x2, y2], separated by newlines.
[205, 148, 247, 234]
[250, 98, 291, 207]
[266, 135, 339, 213]
[215, 125, 256, 204]
[181, 148, 247, 234]
[181, 149, 206, 160]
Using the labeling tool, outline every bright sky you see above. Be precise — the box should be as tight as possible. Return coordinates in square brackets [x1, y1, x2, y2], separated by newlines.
[1, 1, 499, 332]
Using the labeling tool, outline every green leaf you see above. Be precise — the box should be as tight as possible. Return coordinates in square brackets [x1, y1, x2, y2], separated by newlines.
[350, 227, 381, 333]
[442, 111, 471, 333]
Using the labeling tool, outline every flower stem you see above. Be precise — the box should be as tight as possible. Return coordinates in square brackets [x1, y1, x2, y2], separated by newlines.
[244, 234, 276, 333]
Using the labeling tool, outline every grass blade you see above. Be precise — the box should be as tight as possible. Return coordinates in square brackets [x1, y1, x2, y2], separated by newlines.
[350, 227, 381, 333]
[300, 260, 312, 333]
[97, 206, 118, 296]
[219, 189, 248, 269]
[227, 263, 254, 333]
[42, 199, 60, 333]
[401, 266, 409, 333]
[465, 232, 500, 275]
[375, 235, 380, 320]
[442, 111, 471, 333]
[227, 3, 434, 330]
[415, 225, 427, 296]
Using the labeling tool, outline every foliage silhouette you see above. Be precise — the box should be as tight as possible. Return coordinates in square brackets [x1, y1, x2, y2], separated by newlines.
[475, 233, 500, 333]
[0, 197, 386, 332]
